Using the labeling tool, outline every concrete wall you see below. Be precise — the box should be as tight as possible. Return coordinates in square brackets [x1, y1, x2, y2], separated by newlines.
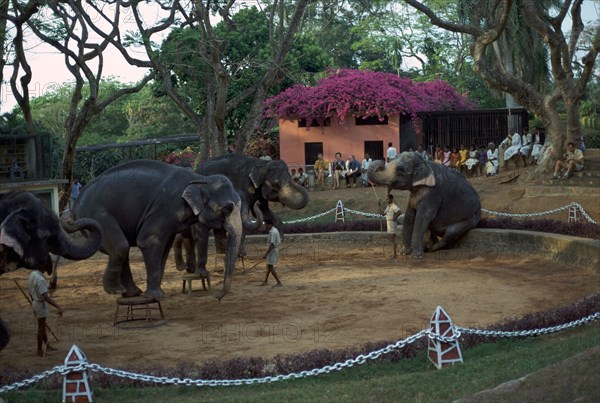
[279, 114, 400, 167]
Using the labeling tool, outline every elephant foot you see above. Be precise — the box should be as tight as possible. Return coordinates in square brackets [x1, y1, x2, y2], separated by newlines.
[185, 266, 196, 274]
[175, 263, 187, 272]
[195, 268, 211, 279]
[400, 247, 413, 256]
[409, 252, 424, 259]
[122, 286, 143, 298]
[143, 288, 165, 301]
[103, 280, 126, 295]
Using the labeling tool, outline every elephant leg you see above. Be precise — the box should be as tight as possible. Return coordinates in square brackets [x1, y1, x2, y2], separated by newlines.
[410, 207, 437, 258]
[401, 207, 416, 255]
[120, 254, 143, 297]
[429, 214, 479, 252]
[137, 227, 173, 300]
[192, 224, 211, 279]
[102, 221, 129, 295]
[173, 234, 187, 271]
[182, 236, 197, 274]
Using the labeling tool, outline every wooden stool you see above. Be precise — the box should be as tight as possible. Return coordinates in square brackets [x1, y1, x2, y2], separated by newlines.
[113, 296, 166, 328]
[181, 273, 210, 295]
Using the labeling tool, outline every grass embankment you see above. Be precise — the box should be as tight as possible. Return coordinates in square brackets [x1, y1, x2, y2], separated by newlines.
[5, 322, 599, 402]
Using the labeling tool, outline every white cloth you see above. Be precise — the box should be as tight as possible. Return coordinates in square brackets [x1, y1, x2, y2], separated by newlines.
[387, 146, 397, 161]
[266, 226, 281, 265]
[465, 150, 478, 170]
[361, 158, 372, 182]
[29, 270, 49, 318]
[519, 132, 533, 156]
[384, 203, 401, 234]
[487, 148, 499, 174]
[501, 133, 522, 160]
[531, 134, 543, 159]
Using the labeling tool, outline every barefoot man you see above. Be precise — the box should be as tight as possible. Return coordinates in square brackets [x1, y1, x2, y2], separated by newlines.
[380, 194, 402, 259]
[261, 218, 283, 287]
[29, 267, 63, 356]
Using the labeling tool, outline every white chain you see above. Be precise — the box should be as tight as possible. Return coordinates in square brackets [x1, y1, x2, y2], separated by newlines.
[284, 202, 596, 225]
[2, 312, 598, 392]
[481, 202, 596, 223]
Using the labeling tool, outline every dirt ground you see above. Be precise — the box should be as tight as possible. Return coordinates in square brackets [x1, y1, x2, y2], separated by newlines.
[0, 242, 598, 373]
[0, 151, 599, 374]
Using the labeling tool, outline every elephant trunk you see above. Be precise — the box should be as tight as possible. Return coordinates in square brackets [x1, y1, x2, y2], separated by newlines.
[277, 181, 309, 210]
[241, 201, 264, 232]
[367, 160, 396, 186]
[52, 218, 103, 261]
[215, 204, 242, 301]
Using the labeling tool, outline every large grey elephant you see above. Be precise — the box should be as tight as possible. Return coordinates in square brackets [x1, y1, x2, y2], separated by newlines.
[368, 152, 481, 258]
[72, 160, 255, 301]
[173, 154, 309, 274]
[0, 191, 103, 351]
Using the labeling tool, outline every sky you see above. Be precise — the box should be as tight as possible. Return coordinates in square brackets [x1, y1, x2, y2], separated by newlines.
[1, 0, 599, 114]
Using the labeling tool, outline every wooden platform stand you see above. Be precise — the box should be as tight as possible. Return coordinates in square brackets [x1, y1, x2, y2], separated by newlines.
[181, 273, 211, 296]
[113, 296, 166, 328]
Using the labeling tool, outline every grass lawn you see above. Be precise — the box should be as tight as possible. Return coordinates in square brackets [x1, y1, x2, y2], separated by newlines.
[4, 322, 599, 402]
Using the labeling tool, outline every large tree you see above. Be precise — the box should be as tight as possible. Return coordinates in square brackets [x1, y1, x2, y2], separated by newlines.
[404, 0, 600, 159]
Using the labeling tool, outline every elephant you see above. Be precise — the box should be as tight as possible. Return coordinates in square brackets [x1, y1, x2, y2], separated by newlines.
[368, 152, 481, 258]
[72, 160, 255, 301]
[173, 154, 309, 275]
[0, 191, 103, 351]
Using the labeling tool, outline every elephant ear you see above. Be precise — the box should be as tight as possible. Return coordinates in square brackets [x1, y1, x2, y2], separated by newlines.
[182, 183, 206, 216]
[412, 162, 436, 187]
[249, 164, 267, 189]
[0, 209, 27, 258]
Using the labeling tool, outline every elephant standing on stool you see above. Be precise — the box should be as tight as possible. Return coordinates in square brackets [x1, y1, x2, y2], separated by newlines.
[173, 154, 309, 274]
[368, 152, 480, 258]
[0, 191, 103, 350]
[73, 160, 251, 301]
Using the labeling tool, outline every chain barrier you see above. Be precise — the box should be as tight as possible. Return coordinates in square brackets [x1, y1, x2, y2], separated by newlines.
[283, 202, 596, 225]
[1, 313, 598, 393]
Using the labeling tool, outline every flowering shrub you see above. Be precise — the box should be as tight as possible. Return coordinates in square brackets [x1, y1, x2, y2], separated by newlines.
[163, 146, 199, 168]
[264, 69, 476, 130]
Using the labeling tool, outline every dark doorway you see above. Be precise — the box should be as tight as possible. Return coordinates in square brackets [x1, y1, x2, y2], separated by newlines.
[304, 142, 323, 167]
[364, 141, 384, 161]
[400, 115, 417, 152]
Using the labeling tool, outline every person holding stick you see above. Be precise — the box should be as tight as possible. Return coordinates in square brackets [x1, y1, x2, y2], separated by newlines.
[380, 194, 402, 260]
[28, 267, 63, 356]
[261, 218, 282, 287]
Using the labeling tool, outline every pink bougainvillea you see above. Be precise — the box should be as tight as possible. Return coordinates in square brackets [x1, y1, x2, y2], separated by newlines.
[264, 69, 476, 128]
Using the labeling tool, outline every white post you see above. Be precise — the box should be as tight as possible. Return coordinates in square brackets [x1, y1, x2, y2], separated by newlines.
[428, 306, 463, 369]
[63, 345, 93, 402]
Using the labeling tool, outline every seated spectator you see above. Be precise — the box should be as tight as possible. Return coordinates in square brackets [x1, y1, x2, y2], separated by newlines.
[434, 144, 443, 164]
[442, 145, 451, 166]
[361, 153, 372, 187]
[450, 146, 461, 169]
[291, 168, 297, 180]
[345, 155, 361, 188]
[314, 153, 329, 191]
[415, 143, 429, 161]
[518, 127, 533, 166]
[458, 144, 468, 166]
[553, 142, 584, 179]
[295, 167, 308, 189]
[463, 144, 479, 177]
[500, 129, 522, 167]
[531, 127, 544, 162]
[332, 152, 346, 190]
[477, 145, 488, 176]
[486, 142, 499, 176]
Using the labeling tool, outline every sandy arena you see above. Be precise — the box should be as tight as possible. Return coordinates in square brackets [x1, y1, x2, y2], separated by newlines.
[0, 238, 598, 374]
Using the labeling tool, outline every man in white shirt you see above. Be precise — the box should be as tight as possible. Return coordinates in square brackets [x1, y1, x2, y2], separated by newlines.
[380, 194, 402, 259]
[386, 142, 397, 163]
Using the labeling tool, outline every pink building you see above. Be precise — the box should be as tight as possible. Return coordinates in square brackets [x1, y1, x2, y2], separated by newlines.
[279, 114, 405, 169]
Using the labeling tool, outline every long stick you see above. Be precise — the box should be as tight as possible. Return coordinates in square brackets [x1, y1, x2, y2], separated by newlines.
[14, 279, 59, 342]
[239, 238, 302, 275]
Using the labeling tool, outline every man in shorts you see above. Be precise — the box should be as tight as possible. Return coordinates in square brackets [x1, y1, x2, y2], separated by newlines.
[29, 267, 64, 356]
[261, 218, 282, 287]
[380, 194, 402, 259]
[553, 142, 584, 179]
